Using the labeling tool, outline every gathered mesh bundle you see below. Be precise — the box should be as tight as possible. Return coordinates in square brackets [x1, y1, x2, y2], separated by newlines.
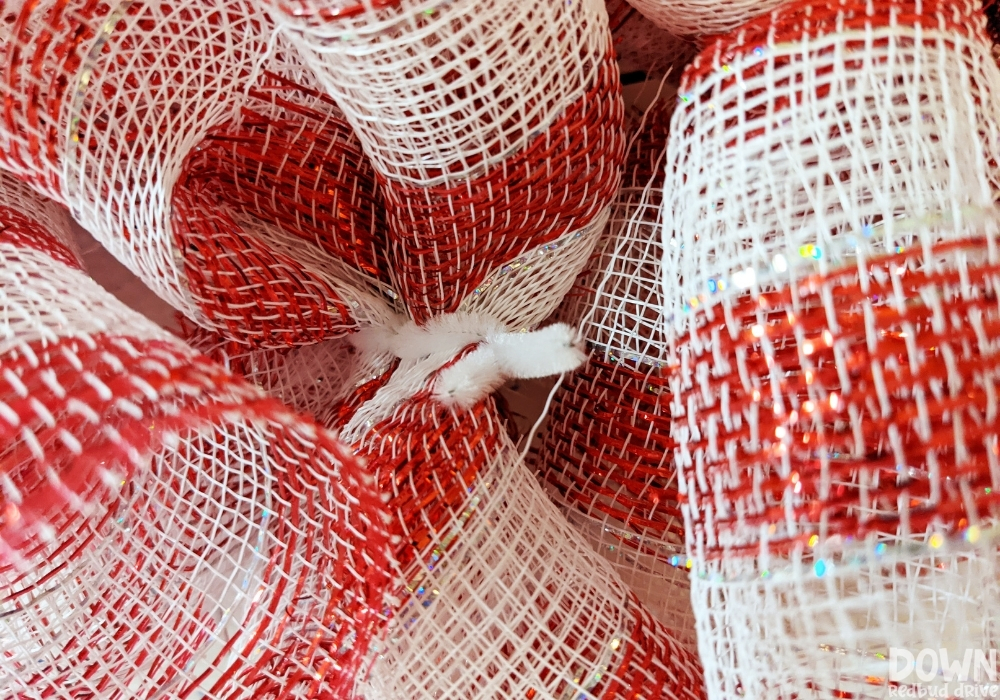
[0, 0, 395, 347]
[0, 174, 392, 698]
[351, 385, 706, 700]
[662, 2, 1000, 697]
[617, 0, 786, 38]
[262, 0, 626, 323]
[534, 105, 696, 646]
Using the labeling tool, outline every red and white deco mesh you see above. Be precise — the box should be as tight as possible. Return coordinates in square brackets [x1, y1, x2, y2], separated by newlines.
[262, 0, 625, 326]
[605, 0, 696, 81]
[0, 172, 393, 698]
[535, 104, 696, 649]
[619, 0, 786, 38]
[244, 1, 711, 698]
[663, 2, 1000, 698]
[0, 0, 395, 348]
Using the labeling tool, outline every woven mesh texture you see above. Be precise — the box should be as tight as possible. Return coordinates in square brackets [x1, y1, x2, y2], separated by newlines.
[663, 0, 1000, 338]
[678, 236, 1000, 699]
[0, 187, 392, 698]
[263, 0, 626, 322]
[1, 1, 395, 346]
[620, 0, 786, 38]
[606, 0, 696, 80]
[354, 387, 706, 700]
[534, 106, 694, 642]
[0, 172, 80, 269]
[662, 2, 1000, 697]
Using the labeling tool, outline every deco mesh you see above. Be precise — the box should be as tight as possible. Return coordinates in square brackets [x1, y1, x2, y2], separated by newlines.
[0, 0, 394, 347]
[262, 0, 626, 322]
[662, 2, 1000, 698]
[619, 0, 786, 38]
[605, 0, 697, 81]
[0, 173, 392, 699]
[535, 104, 696, 648]
[353, 385, 707, 700]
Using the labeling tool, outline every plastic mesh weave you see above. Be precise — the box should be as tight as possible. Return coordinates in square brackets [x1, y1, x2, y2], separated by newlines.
[535, 105, 695, 644]
[356, 388, 707, 700]
[662, 2, 1000, 697]
[677, 235, 1000, 699]
[0, 175, 392, 699]
[1, 0, 394, 346]
[662, 0, 1000, 337]
[263, 0, 626, 323]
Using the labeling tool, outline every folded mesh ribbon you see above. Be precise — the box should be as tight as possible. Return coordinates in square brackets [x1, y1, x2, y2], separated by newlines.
[663, 1, 1000, 697]
[534, 103, 696, 648]
[256, 0, 712, 697]
[0, 173, 392, 698]
[0, 0, 394, 346]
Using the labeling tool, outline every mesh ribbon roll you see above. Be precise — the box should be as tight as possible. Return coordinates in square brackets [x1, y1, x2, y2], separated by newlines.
[676, 234, 1000, 699]
[354, 383, 706, 700]
[535, 105, 695, 645]
[0, 173, 392, 698]
[663, 0, 1000, 337]
[263, 0, 626, 324]
[1, 1, 394, 347]
[663, 2, 1000, 697]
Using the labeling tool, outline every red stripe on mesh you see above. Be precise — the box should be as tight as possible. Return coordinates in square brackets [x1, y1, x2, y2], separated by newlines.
[0, 0, 104, 199]
[595, 596, 706, 700]
[382, 50, 626, 321]
[0, 332, 390, 697]
[0, 203, 81, 269]
[538, 355, 684, 550]
[679, 238, 1000, 557]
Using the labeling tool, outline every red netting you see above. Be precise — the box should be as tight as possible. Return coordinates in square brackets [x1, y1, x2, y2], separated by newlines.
[676, 238, 1000, 558]
[0, 198, 392, 697]
[0, 203, 79, 269]
[180, 70, 390, 284]
[353, 385, 705, 699]
[380, 51, 625, 321]
[541, 356, 680, 545]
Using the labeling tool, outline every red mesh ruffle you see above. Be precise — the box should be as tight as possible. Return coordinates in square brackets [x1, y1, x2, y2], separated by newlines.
[540, 355, 683, 552]
[383, 50, 626, 321]
[676, 238, 1000, 559]
[0, 330, 390, 697]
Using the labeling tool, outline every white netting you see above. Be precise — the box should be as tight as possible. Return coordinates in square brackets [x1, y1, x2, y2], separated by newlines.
[662, 0, 1000, 337]
[1, 1, 396, 346]
[620, 0, 786, 38]
[0, 179, 392, 698]
[353, 387, 706, 700]
[534, 105, 695, 646]
[262, 0, 626, 324]
[662, 2, 1000, 698]
[267, 0, 612, 181]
